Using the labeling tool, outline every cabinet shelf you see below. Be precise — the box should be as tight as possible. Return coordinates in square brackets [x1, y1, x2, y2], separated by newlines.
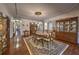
[56, 17, 78, 44]
[0, 14, 10, 54]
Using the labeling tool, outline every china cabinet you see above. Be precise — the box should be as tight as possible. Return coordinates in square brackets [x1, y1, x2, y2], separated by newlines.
[30, 23, 37, 35]
[0, 14, 10, 54]
[56, 17, 78, 44]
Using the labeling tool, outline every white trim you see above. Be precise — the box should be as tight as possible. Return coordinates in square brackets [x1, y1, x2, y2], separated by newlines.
[23, 37, 69, 55]
[23, 38, 32, 55]
[59, 45, 69, 55]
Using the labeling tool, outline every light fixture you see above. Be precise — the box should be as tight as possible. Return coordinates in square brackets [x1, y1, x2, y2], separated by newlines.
[35, 12, 42, 15]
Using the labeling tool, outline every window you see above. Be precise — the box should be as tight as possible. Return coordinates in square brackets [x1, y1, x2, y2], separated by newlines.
[44, 22, 48, 30]
[37, 22, 43, 32]
[48, 22, 53, 31]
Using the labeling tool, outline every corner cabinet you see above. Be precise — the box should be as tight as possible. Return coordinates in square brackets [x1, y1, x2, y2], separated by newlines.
[30, 23, 37, 35]
[0, 16, 10, 55]
[56, 17, 78, 44]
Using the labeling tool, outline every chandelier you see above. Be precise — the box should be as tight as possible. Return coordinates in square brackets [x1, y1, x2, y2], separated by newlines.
[35, 12, 42, 15]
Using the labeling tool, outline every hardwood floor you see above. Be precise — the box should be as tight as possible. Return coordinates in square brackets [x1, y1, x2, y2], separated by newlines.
[9, 38, 30, 55]
[55, 39, 79, 55]
[8, 37, 79, 55]
[63, 44, 79, 55]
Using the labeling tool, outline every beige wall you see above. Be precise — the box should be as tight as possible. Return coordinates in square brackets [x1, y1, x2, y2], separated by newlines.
[0, 4, 12, 17]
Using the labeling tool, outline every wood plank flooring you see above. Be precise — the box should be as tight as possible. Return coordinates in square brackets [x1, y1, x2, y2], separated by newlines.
[8, 37, 79, 55]
[9, 38, 30, 55]
[63, 44, 79, 55]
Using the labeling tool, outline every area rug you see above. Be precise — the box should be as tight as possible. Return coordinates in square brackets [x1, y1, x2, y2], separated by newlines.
[23, 36, 69, 55]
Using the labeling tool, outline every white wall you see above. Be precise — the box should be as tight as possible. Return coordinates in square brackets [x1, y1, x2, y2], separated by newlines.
[10, 19, 39, 38]
[22, 19, 38, 30]
[21, 19, 39, 35]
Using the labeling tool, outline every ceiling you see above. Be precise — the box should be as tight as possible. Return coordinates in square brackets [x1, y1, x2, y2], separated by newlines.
[1, 3, 79, 21]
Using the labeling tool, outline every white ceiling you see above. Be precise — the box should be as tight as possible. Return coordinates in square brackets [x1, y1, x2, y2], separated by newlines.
[1, 3, 79, 21]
